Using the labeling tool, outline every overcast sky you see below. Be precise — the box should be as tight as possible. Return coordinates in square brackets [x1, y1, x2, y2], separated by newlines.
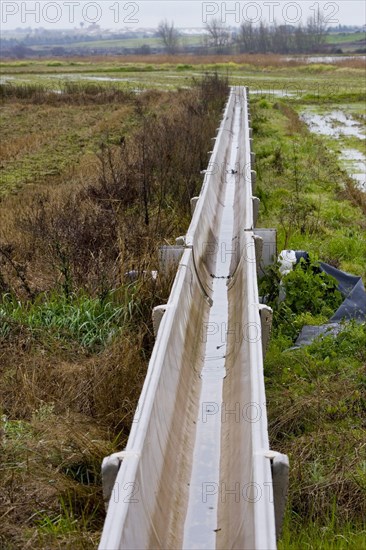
[2, 1, 366, 30]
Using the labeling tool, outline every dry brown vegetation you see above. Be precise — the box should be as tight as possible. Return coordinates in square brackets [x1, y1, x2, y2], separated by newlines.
[0, 74, 228, 548]
[1, 79, 227, 294]
[0, 82, 135, 104]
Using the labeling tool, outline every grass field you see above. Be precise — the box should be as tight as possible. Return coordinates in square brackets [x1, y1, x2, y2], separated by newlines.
[0, 57, 365, 548]
[0, 94, 135, 194]
[326, 31, 366, 44]
[8, 30, 365, 53]
[68, 35, 203, 49]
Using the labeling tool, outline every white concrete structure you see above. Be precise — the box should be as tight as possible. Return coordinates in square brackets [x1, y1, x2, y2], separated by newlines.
[99, 87, 287, 550]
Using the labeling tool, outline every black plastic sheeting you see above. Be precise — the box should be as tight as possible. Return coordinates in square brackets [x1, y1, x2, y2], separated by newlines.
[292, 262, 366, 349]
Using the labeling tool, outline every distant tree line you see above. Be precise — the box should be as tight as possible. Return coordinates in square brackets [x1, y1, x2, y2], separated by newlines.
[204, 10, 328, 54]
[236, 20, 326, 54]
[155, 12, 331, 55]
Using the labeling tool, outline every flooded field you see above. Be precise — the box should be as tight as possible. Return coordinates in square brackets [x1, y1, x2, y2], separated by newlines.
[1, 54, 365, 98]
[301, 110, 365, 139]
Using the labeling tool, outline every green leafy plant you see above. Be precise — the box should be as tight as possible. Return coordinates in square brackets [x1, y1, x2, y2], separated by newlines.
[283, 260, 342, 317]
[260, 258, 343, 341]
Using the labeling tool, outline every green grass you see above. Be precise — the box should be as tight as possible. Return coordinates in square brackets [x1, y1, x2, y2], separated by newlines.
[34, 494, 100, 538]
[253, 101, 366, 277]
[280, 512, 366, 549]
[0, 287, 143, 351]
[47, 37, 161, 49]
[252, 94, 366, 546]
[267, 322, 366, 546]
[326, 31, 366, 44]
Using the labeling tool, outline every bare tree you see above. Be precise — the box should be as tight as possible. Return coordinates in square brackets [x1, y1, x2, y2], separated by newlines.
[258, 21, 271, 53]
[237, 21, 255, 52]
[293, 24, 307, 53]
[205, 19, 230, 51]
[272, 23, 292, 54]
[307, 8, 327, 50]
[157, 20, 179, 54]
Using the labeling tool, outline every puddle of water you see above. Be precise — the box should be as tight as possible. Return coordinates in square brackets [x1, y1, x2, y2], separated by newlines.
[341, 148, 366, 161]
[301, 110, 366, 140]
[0, 76, 15, 83]
[250, 88, 301, 98]
[78, 75, 132, 82]
[286, 55, 366, 64]
[301, 109, 366, 192]
[340, 148, 366, 191]
[45, 73, 137, 82]
[1, 73, 139, 84]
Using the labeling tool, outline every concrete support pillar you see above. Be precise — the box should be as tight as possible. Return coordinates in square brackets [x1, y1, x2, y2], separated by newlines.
[152, 305, 167, 338]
